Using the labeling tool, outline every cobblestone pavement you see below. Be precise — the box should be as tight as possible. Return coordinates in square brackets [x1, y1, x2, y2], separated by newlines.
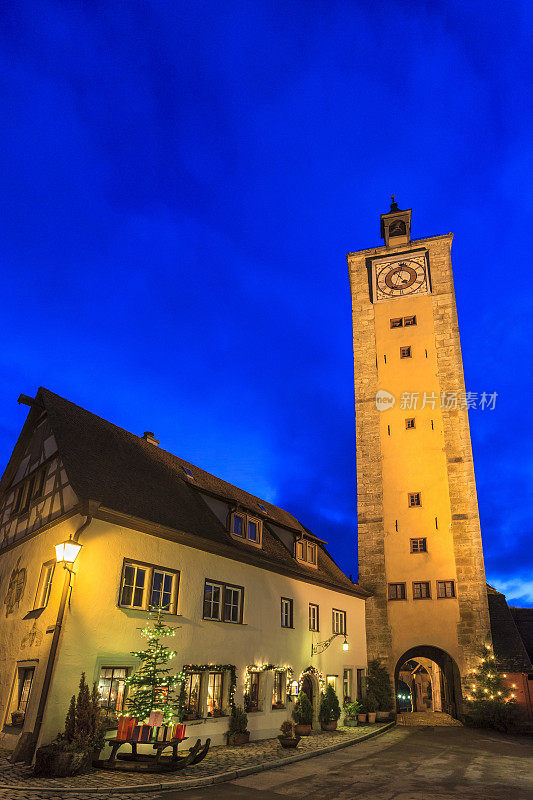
[0, 723, 390, 800]
[397, 711, 463, 726]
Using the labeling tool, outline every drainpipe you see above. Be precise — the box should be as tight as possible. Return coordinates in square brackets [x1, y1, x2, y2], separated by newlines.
[17, 514, 94, 763]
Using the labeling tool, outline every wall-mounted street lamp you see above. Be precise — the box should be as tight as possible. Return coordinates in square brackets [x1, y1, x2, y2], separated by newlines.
[311, 633, 349, 657]
[55, 536, 83, 571]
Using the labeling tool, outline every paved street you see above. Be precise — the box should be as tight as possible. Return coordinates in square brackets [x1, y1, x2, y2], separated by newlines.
[156, 726, 533, 800]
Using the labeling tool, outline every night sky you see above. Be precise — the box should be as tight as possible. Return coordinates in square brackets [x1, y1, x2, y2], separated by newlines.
[0, 2, 531, 605]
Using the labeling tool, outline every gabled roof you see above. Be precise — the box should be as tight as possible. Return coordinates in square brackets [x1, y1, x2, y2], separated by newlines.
[486, 585, 532, 673]
[510, 607, 533, 665]
[5, 387, 365, 597]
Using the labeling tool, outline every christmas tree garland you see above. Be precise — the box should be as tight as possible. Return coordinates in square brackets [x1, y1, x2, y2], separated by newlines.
[182, 664, 237, 709]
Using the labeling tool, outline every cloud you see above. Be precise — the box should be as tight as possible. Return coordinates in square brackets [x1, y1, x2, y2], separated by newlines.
[489, 577, 533, 607]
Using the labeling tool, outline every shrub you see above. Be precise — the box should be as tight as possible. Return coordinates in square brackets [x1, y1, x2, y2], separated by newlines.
[64, 673, 104, 751]
[228, 705, 248, 735]
[280, 720, 296, 737]
[366, 660, 394, 711]
[319, 685, 342, 724]
[344, 701, 362, 720]
[292, 691, 313, 725]
[464, 700, 527, 734]
[365, 691, 379, 713]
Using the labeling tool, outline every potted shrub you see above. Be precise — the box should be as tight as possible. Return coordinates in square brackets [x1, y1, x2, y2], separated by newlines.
[343, 701, 361, 727]
[226, 705, 250, 745]
[366, 691, 378, 723]
[319, 685, 341, 731]
[366, 659, 394, 721]
[292, 691, 313, 736]
[278, 719, 300, 748]
[357, 699, 368, 723]
[34, 673, 104, 777]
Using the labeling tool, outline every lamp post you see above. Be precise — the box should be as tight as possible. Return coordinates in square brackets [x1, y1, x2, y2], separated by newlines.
[311, 633, 349, 657]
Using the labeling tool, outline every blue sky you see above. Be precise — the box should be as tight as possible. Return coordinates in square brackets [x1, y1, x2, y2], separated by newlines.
[0, 1, 531, 605]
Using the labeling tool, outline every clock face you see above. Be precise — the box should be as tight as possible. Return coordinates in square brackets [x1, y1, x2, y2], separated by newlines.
[374, 255, 429, 301]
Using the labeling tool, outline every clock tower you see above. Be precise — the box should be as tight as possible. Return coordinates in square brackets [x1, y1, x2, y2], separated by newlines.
[347, 200, 490, 714]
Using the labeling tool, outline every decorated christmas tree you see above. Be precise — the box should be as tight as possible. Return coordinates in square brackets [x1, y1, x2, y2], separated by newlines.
[124, 608, 186, 724]
[464, 643, 524, 732]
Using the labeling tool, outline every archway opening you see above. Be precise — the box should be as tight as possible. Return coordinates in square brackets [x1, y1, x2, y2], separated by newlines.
[395, 646, 463, 719]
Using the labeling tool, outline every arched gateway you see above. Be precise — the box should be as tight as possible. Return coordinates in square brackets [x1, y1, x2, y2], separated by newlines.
[395, 646, 463, 718]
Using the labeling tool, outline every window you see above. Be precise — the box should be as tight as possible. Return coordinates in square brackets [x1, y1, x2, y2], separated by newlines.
[400, 346, 412, 358]
[184, 672, 202, 717]
[356, 668, 364, 700]
[97, 667, 128, 713]
[281, 597, 293, 628]
[119, 561, 179, 613]
[326, 675, 336, 690]
[390, 317, 403, 328]
[437, 580, 456, 598]
[404, 315, 417, 326]
[207, 672, 223, 715]
[332, 609, 346, 634]
[343, 669, 353, 701]
[34, 561, 54, 609]
[295, 537, 318, 567]
[203, 580, 243, 624]
[248, 672, 260, 711]
[408, 492, 421, 507]
[15, 666, 35, 715]
[388, 582, 406, 600]
[413, 581, 431, 599]
[272, 671, 285, 707]
[230, 511, 262, 546]
[405, 418, 416, 429]
[11, 467, 46, 517]
[309, 603, 319, 631]
[410, 538, 427, 553]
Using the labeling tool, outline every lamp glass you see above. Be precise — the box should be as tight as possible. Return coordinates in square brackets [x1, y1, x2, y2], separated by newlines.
[342, 637, 349, 651]
[55, 539, 82, 564]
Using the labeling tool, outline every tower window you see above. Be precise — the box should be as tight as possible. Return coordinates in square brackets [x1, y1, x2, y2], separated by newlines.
[410, 538, 427, 553]
[413, 581, 431, 599]
[405, 418, 415, 429]
[400, 346, 412, 359]
[408, 492, 421, 507]
[437, 580, 456, 598]
[404, 316, 417, 326]
[390, 318, 403, 329]
[389, 220, 406, 237]
[388, 583, 406, 601]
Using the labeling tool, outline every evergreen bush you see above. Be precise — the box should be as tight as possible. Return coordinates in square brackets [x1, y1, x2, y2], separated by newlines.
[228, 705, 248, 735]
[292, 691, 313, 725]
[366, 660, 394, 711]
[319, 685, 341, 723]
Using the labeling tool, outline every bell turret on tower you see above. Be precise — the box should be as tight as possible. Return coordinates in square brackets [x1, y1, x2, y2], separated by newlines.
[380, 196, 412, 247]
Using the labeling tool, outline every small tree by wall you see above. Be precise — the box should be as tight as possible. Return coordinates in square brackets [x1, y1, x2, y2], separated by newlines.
[464, 643, 525, 732]
[366, 659, 394, 711]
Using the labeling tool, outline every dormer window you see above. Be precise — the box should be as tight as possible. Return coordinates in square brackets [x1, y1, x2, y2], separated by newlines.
[230, 511, 262, 547]
[295, 537, 318, 568]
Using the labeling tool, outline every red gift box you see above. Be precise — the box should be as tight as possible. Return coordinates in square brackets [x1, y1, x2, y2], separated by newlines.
[117, 717, 138, 741]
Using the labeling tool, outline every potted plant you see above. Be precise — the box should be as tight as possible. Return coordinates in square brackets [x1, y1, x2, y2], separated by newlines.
[357, 699, 368, 723]
[226, 705, 250, 745]
[319, 685, 341, 731]
[366, 691, 378, 723]
[278, 719, 300, 748]
[34, 673, 105, 777]
[292, 691, 313, 736]
[343, 701, 361, 727]
[366, 659, 394, 721]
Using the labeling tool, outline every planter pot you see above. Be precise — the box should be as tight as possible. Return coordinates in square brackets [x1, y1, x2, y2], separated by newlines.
[344, 718, 358, 727]
[320, 721, 338, 731]
[34, 746, 92, 777]
[367, 712, 377, 723]
[10, 711, 25, 727]
[278, 735, 300, 749]
[376, 711, 390, 722]
[294, 724, 312, 736]
[227, 732, 250, 746]
[357, 714, 367, 723]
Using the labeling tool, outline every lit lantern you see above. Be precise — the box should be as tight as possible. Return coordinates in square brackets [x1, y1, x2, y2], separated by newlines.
[55, 537, 83, 566]
[342, 636, 349, 652]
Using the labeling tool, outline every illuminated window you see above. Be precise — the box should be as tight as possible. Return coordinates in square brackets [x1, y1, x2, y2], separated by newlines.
[97, 667, 128, 713]
[413, 581, 431, 599]
[326, 675, 337, 690]
[437, 580, 456, 598]
[34, 561, 55, 609]
[408, 492, 422, 507]
[272, 671, 286, 707]
[332, 609, 346, 634]
[248, 672, 260, 711]
[343, 669, 353, 701]
[184, 672, 201, 717]
[309, 603, 319, 631]
[410, 538, 427, 553]
[388, 583, 406, 600]
[400, 346, 412, 359]
[14, 666, 35, 716]
[207, 672, 223, 715]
